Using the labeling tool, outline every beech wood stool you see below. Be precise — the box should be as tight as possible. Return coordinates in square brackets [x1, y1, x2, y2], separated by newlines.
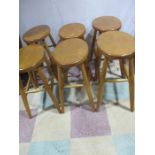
[96, 31, 135, 112]
[58, 23, 88, 82]
[19, 45, 61, 118]
[51, 38, 95, 113]
[91, 16, 122, 80]
[23, 25, 57, 82]
[23, 25, 56, 58]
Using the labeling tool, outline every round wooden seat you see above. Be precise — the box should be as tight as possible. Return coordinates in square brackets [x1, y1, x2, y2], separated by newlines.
[58, 23, 85, 40]
[19, 45, 45, 73]
[52, 38, 88, 67]
[23, 25, 51, 43]
[92, 16, 121, 32]
[97, 31, 135, 58]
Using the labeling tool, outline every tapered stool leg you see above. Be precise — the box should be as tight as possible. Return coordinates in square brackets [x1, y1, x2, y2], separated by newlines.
[44, 56, 52, 75]
[81, 64, 95, 111]
[129, 56, 134, 111]
[119, 59, 126, 78]
[43, 57, 55, 91]
[96, 57, 108, 111]
[49, 33, 56, 47]
[28, 72, 38, 88]
[43, 41, 52, 59]
[19, 78, 32, 118]
[43, 41, 58, 80]
[84, 60, 91, 80]
[90, 29, 97, 60]
[94, 49, 101, 81]
[57, 66, 65, 113]
[63, 68, 68, 83]
[37, 67, 61, 113]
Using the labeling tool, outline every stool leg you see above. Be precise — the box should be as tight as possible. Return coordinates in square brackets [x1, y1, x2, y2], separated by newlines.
[44, 56, 52, 75]
[94, 49, 101, 81]
[80, 64, 95, 111]
[84, 60, 91, 80]
[49, 33, 56, 47]
[28, 72, 38, 88]
[90, 29, 97, 60]
[37, 67, 61, 113]
[43, 41, 58, 80]
[63, 68, 68, 83]
[43, 42, 52, 59]
[19, 78, 32, 118]
[119, 59, 126, 78]
[57, 66, 65, 113]
[133, 54, 135, 74]
[96, 57, 108, 111]
[129, 56, 134, 112]
[44, 57, 55, 90]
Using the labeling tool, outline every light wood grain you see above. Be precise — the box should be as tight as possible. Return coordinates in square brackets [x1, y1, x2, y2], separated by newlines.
[92, 16, 121, 32]
[59, 23, 85, 40]
[19, 45, 45, 72]
[23, 25, 50, 43]
[52, 38, 88, 67]
[97, 31, 135, 58]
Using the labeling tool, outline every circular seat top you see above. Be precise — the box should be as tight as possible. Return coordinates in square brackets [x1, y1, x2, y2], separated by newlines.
[97, 31, 135, 58]
[52, 38, 88, 66]
[23, 25, 50, 43]
[19, 45, 45, 72]
[92, 16, 121, 32]
[58, 23, 85, 40]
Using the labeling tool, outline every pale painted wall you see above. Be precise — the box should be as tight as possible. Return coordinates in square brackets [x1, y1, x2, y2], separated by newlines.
[19, 0, 135, 44]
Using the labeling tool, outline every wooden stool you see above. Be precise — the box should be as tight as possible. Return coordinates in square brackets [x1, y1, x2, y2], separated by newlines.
[91, 16, 122, 80]
[58, 23, 87, 82]
[51, 38, 95, 113]
[23, 25, 58, 81]
[96, 31, 135, 112]
[19, 45, 61, 118]
[23, 25, 56, 58]
[58, 23, 85, 40]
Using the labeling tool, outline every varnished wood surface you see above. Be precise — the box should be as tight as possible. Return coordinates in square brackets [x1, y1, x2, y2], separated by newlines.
[23, 25, 50, 43]
[97, 31, 135, 58]
[58, 23, 85, 40]
[57, 66, 65, 113]
[129, 57, 134, 111]
[52, 38, 88, 67]
[19, 45, 45, 72]
[92, 16, 121, 32]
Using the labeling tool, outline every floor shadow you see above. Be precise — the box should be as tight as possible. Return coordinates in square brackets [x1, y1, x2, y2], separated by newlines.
[104, 99, 130, 111]
[113, 83, 119, 104]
